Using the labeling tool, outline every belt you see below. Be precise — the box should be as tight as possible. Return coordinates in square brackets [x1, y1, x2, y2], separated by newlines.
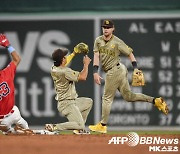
[106, 63, 120, 72]
[0, 110, 14, 119]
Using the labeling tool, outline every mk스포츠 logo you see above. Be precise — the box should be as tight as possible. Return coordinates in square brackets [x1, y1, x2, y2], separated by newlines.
[108, 132, 179, 152]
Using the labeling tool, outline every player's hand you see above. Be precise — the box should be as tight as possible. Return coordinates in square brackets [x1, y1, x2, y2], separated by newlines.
[83, 55, 91, 66]
[0, 34, 10, 47]
[93, 73, 103, 85]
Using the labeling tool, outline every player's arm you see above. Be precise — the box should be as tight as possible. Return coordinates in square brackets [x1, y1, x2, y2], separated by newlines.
[93, 52, 100, 66]
[0, 34, 21, 66]
[78, 55, 91, 81]
[118, 40, 137, 69]
[65, 52, 76, 66]
[128, 52, 136, 62]
[93, 52, 103, 85]
[128, 52, 138, 69]
[11, 51, 21, 66]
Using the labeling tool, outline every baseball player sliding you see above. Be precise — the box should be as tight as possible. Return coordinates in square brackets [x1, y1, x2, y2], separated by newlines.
[0, 34, 32, 134]
[89, 20, 169, 134]
[45, 43, 93, 134]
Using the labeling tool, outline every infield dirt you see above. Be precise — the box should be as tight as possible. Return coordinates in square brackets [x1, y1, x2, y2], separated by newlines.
[0, 134, 179, 154]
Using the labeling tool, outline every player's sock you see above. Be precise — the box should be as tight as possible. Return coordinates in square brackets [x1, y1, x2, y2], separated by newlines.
[101, 123, 106, 126]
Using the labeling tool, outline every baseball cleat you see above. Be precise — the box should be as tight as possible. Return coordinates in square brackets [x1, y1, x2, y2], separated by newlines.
[73, 129, 90, 135]
[154, 97, 169, 115]
[89, 122, 107, 134]
[45, 124, 57, 132]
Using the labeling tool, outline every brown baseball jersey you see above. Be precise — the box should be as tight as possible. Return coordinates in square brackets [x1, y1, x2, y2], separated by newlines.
[51, 66, 79, 101]
[94, 35, 133, 71]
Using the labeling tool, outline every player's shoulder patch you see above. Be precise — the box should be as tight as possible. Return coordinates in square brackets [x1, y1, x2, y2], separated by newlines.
[111, 44, 115, 48]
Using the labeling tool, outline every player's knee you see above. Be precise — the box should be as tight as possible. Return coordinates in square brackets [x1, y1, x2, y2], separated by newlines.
[102, 96, 113, 105]
[88, 98, 93, 108]
[123, 95, 131, 101]
[122, 92, 136, 102]
[85, 98, 93, 105]
[14, 116, 21, 122]
[83, 98, 93, 110]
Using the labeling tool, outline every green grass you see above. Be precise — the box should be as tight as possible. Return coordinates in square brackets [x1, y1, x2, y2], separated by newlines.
[0, 130, 5, 135]
[1, 130, 180, 135]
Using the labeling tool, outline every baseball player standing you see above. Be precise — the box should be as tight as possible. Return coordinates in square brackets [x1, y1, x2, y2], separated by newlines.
[0, 34, 29, 134]
[89, 20, 169, 133]
[45, 47, 92, 134]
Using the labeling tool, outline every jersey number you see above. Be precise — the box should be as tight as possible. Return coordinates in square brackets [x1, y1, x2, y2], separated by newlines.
[0, 82, 10, 101]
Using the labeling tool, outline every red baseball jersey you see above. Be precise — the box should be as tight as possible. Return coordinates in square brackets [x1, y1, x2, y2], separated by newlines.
[0, 62, 16, 115]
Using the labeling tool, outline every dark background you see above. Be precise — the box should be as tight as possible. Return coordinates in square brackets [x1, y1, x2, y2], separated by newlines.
[0, 0, 180, 129]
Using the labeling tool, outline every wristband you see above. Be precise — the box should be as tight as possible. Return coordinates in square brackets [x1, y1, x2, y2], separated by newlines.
[132, 61, 138, 69]
[93, 65, 99, 73]
[7, 45, 15, 54]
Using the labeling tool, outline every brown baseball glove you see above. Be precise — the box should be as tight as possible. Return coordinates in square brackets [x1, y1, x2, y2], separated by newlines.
[132, 69, 145, 86]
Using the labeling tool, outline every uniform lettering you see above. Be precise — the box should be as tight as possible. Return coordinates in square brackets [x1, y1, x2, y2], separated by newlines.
[0, 82, 10, 100]
[99, 48, 115, 57]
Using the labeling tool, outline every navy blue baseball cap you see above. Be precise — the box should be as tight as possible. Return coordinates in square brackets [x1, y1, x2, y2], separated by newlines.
[101, 20, 114, 28]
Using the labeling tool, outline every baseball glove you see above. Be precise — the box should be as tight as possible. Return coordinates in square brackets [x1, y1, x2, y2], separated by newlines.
[0, 34, 10, 47]
[132, 69, 145, 86]
[74, 42, 89, 54]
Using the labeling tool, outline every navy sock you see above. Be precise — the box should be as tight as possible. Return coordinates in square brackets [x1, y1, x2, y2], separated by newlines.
[101, 123, 106, 126]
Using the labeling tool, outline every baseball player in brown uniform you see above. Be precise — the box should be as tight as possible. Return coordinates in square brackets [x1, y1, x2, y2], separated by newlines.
[89, 20, 169, 133]
[45, 48, 92, 134]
